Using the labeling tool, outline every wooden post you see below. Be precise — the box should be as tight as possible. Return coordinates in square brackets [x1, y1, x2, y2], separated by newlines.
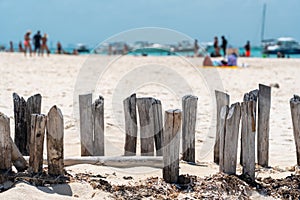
[9, 137, 28, 172]
[182, 95, 198, 163]
[46, 106, 64, 176]
[219, 106, 229, 172]
[223, 103, 241, 175]
[123, 94, 137, 156]
[290, 95, 300, 166]
[26, 94, 42, 155]
[13, 93, 27, 155]
[79, 93, 93, 156]
[29, 114, 46, 174]
[241, 101, 256, 181]
[240, 90, 258, 165]
[137, 97, 155, 156]
[163, 109, 181, 183]
[153, 99, 163, 156]
[214, 90, 230, 164]
[0, 113, 12, 171]
[257, 84, 271, 167]
[93, 96, 104, 156]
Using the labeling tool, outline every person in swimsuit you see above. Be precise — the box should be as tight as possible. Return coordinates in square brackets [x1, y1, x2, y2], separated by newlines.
[24, 31, 32, 56]
[211, 36, 221, 57]
[41, 33, 50, 56]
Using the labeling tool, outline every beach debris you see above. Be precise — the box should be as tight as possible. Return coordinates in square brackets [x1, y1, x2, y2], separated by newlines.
[256, 174, 300, 199]
[123, 176, 133, 180]
[68, 172, 252, 199]
[269, 83, 280, 88]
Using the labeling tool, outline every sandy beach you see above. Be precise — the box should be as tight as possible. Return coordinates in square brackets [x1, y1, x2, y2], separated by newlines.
[0, 52, 300, 199]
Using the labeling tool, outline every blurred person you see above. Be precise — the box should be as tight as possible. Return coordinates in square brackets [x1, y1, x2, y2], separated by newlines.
[9, 41, 14, 52]
[18, 41, 24, 52]
[41, 33, 50, 56]
[194, 39, 199, 57]
[244, 41, 251, 57]
[221, 36, 227, 56]
[33, 30, 42, 56]
[211, 36, 221, 57]
[24, 30, 32, 56]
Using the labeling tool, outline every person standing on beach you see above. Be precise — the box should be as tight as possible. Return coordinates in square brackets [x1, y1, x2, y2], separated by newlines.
[211, 36, 221, 57]
[24, 31, 32, 56]
[18, 41, 24, 52]
[56, 42, 63, 54]
[33, 31, 42, 56]
[221, 36, 227, 56]
[194, 39, 199, 57]
[9, 41, 14, 52]
[41, 33, 50, 56]
[244, 41, 251, 57]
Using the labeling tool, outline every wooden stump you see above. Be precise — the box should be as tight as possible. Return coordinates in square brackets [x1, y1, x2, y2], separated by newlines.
[182, 95, 198, 163]
[223, 103, 241, 175]
[153, 99, 163, 156]
[123, 94, 137, 156]
[93, 96, 104, 156]
[137, 98, 155, 156]
[257, 84, 271, 167]
[46, 106, 64, 175]
[0, 113, 12, 171]
[13, 93, 27, 155]
[290, 95, 300, 166]
[219, 106, 229, 172]
[163, 109, 181, 183]
[214, 90, 230, 164]
[26, 94, 42, 155]
[9, 137, 28, 172]
[79, 94, 93, 156]
[29, 114, 46, 174]
[241, 101, 256, 181]
[240, 90, 258, 165]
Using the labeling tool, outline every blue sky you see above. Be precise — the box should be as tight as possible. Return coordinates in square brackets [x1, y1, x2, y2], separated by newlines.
[1, 0, 300, 48]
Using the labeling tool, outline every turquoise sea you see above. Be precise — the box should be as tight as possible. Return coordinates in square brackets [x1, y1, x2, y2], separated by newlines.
[48, 46, 300, 58]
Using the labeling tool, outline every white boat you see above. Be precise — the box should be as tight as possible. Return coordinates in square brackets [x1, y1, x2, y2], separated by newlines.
[262, 37, 300, 55]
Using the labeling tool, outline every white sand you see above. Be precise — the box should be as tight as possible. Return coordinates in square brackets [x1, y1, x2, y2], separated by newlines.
[0, 52, 299, 199]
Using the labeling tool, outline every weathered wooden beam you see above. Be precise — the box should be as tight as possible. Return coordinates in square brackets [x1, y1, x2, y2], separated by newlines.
[13, 93, 27, 155]
[257, 84, 271, 167]
[0, 113, 12, 171]
[219, 106, 229, 173]
[152, 99, 163, 156]
[46, 106, 64, 175]
[182, 95, 198, 163]
[290, 95, 300, 166]
[214, 90, 230, 164]
[137, 97, 155, 156]
[123, 94, 137, 156]
[29, 114, 46, 174]
[163, 109, 181, 183]
[26, 94, 42, 156]
[93, 96, 104, 156]
[241, 101, 256, 181]
[79, 94, 93, 156]
[240, 89, 258, 165]
[223, 103, 241, 175]
[24, 156, 163, 168]
[9, 137, 27, 172]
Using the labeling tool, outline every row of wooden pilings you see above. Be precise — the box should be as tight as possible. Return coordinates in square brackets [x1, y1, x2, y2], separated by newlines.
[1, 92, 198, 184]
[78, 93, 198, 183]
[2, 83, 300, 184]
[214, 84, 271, 182]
